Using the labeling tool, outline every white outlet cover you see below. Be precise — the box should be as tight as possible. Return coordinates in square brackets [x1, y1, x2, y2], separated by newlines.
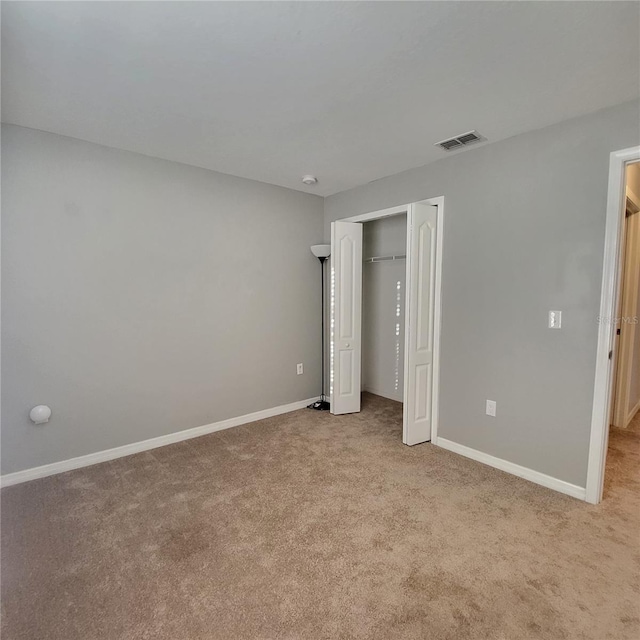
[486, 400, 497, 417]
[297, 363, 303, 375]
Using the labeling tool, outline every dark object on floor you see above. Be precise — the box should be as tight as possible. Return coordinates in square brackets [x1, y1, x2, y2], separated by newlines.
[308, 399, 330, 411]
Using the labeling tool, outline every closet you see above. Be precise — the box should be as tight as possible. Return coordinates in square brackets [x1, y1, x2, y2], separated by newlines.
[361, 214, 407, 408]
[331, 199, 440, 446]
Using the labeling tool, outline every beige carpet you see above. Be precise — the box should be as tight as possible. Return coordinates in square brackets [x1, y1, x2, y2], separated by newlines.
[2, 393, 639, 640]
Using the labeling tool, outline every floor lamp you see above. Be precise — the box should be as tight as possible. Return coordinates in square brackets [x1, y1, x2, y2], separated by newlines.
[309, 244, 331, 410]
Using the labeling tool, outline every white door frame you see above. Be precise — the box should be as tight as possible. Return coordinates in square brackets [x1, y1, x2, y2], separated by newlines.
[337, 196, 444, 443]
[586, 146, 640, 504]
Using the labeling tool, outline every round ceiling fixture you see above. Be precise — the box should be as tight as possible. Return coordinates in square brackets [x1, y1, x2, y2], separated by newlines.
[302, 175, 318, 185]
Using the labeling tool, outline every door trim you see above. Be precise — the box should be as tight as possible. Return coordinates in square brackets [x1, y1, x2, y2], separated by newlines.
[339, 196, 444, 442]
[587, 147, 640, 504]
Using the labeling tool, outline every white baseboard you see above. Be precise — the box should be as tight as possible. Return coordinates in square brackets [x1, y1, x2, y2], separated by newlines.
[624, 398, 640, 427]
[0, 396, 320, 488]
[434, 437, 587, 501]
[362, 385, 403, 403]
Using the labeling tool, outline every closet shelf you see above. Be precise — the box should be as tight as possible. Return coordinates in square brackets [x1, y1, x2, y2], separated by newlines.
[363, 254, 406, 263]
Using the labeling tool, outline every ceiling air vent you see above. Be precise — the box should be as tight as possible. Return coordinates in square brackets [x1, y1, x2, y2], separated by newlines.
[435, 130, 485, 151]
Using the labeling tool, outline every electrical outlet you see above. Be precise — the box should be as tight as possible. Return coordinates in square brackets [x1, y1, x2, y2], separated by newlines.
[297, 363, 304, 375]
[486, 400, 496, 417]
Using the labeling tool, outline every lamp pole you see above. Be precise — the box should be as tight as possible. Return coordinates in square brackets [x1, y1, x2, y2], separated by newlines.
[309, 245, 331, 410]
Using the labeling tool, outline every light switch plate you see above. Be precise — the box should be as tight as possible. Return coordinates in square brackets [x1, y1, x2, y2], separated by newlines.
[296, 363, 303, 375]
[548, 310, 562, 329]
[486, 400, 497, 417]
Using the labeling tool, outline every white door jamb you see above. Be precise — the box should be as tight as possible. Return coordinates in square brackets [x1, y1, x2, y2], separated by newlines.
[586, 146, 640, 504]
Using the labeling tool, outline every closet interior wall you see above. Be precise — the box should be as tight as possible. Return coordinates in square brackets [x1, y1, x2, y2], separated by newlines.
[362, 214, 407, 403]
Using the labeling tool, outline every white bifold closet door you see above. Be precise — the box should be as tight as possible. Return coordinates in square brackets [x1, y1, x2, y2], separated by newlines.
[403, 203, 438, 445]
[330, 204, 438, 443]
[330, 221, 363, 415]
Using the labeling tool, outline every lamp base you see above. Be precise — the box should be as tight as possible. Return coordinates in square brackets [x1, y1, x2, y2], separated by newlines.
[308, 399, 330, 411]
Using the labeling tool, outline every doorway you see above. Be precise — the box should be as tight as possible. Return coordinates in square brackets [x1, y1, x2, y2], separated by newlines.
[328, 198, 444, 447]
[588, 147, 640, 504]
[610, 162, 640, 431]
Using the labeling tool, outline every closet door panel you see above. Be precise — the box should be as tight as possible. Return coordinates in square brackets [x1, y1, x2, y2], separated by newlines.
[404, 203, 438, 445]
[330, 221, 362, 415]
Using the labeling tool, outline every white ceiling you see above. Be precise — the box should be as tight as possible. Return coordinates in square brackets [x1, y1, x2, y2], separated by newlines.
[2, 1, 639, 196]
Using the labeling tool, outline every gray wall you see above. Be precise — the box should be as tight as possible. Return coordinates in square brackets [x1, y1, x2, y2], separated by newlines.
[325, 100, 640, 487]
[362, 215, 407, 402]
[2, 124, 324, 474]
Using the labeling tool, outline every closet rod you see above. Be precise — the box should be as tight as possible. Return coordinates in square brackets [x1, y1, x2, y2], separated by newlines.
[363, 254, 406, 263]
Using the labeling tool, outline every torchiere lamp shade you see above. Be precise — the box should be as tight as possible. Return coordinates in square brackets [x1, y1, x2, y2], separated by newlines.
[311, 244, 331, 259]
